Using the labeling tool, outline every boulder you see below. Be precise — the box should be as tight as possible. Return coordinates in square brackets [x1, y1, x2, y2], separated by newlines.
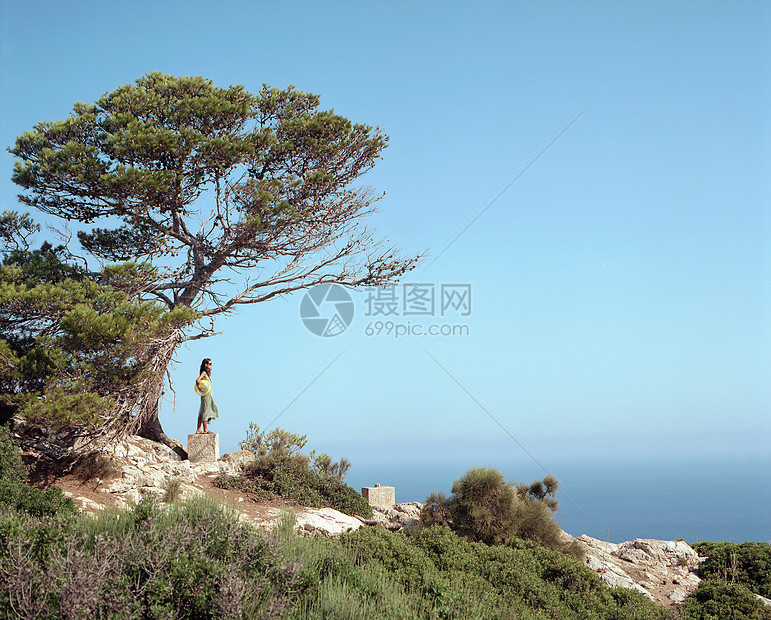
[294, 507, 363, 537]
[371, 502, 422, 531]
[219, 450, 257, 471]
[573, 534, 702, 607]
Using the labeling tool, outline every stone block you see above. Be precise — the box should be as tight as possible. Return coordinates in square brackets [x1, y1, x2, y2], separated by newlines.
[220, 450, 257, 471]
[361, 484, 395, 509]
[187, 433, 219, 463]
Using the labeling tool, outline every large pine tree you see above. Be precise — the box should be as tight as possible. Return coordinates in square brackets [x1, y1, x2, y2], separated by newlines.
[8, 73, 418, 450]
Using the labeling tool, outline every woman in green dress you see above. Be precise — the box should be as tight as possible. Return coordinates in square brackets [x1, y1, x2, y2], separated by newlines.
[195, 358, 218, 434]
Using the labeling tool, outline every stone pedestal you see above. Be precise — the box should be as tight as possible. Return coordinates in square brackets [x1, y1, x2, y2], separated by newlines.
[361, 484, 395, 509]
[187, 433, 219, 463]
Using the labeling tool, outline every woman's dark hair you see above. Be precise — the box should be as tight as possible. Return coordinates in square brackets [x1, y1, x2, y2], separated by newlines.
[199, 358, 212, 377]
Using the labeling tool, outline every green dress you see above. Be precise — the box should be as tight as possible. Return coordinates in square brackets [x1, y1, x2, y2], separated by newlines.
[197, 380, 219, 424]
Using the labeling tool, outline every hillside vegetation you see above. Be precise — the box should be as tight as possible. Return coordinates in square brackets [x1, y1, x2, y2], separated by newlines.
[2, 425, 770, 619]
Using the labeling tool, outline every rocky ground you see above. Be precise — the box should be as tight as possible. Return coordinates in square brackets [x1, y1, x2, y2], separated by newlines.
[567, 534, 702, 607]
[25, 433, 706, 609]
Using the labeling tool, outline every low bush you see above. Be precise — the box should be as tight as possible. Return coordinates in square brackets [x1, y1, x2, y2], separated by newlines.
[0, 479, 76, 518]
[336, 525, 665, 619]
[419, 491, 453, 528]
[692, 541, 771, 598]
[420, 466, 580, 557]
[0, 476, 672, 619]
[0, 494, 302, 619]
[0, 425, 76, 519]
[0, 424, 28, 482]
[677, 580, 771, 619]
[216, 454, 372, 518]
[218, 424, 372, 519]
[449, 467, 520, 545]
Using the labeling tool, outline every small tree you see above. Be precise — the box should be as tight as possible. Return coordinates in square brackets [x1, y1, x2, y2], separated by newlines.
[448, 467, 520, 545]
[9, 73, 419, 448]
[515, 474, 559, 513]
[421, 467, 571, 552]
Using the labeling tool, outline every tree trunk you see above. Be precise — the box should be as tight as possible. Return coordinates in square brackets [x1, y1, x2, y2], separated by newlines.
[139, 409, 187, 460]
[134, 330, 189, 459]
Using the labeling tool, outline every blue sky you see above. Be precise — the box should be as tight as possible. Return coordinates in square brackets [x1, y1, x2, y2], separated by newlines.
[1, 1, 769, 483]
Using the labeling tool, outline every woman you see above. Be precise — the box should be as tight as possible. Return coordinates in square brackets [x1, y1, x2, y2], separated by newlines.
[195, 358, 218, 434]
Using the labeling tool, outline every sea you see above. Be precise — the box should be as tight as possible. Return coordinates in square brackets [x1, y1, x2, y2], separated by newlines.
[345, 455, 771, 544]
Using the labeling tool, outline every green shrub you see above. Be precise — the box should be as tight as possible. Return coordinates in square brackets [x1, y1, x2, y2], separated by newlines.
[0, 479, 76, 518]
[309, 450, 351, 482]
[678, 580, 771, 619]
[510, 495, 566, 552]
[692, 542, 771, 598]
[222, 424, 371, 518]
[239, 423, 308, 461]
[0, 423, 28, 482]
[448, 467, 520, 545]
[0, 494, 301, 619]
[419, 491, 453, 528]
[0, 490, 670, 620]
[420, 467, 576, 555]
[338, 525, 665, 619]
[515, 474, 559, 513]
[232, 454, 372, 518]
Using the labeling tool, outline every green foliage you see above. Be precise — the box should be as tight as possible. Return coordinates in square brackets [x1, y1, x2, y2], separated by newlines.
[0, 476, 671, 619]
[0, 210, 38, 252]
[0, 424, 28, 482]
[10, 72, 416, 322]
[331, 525, 666, 619]
[421, 467, 576, 556]
[449, 467, 520, 545]
[0, 480, 76, 518]
[0, 494, 300, 619]
[275, 509, 298, 540]
[677, 580, 771, 619]
[516, 474, 560, 513]
[239, 422, 308, 461]
[419, 491, 453, 528]
[0, 424, 75, 518]
[692, 541, 771, 598]
[0, 239, 198, 431]
[309, 450, 351, 482]
[217, 453, 373, 519]
[226, 424, 370, 517]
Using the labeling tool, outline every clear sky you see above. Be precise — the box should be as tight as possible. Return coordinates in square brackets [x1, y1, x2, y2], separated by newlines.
[1, 1, 769, 481]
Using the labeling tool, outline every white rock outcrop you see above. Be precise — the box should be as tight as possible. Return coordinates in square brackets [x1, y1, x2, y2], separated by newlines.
[58, 435, 370, 539]
[572, 534, 702, 606]
[370, 502, 422, 531]
[69, 436, 244, 508]
[295, 507, 363, 537]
